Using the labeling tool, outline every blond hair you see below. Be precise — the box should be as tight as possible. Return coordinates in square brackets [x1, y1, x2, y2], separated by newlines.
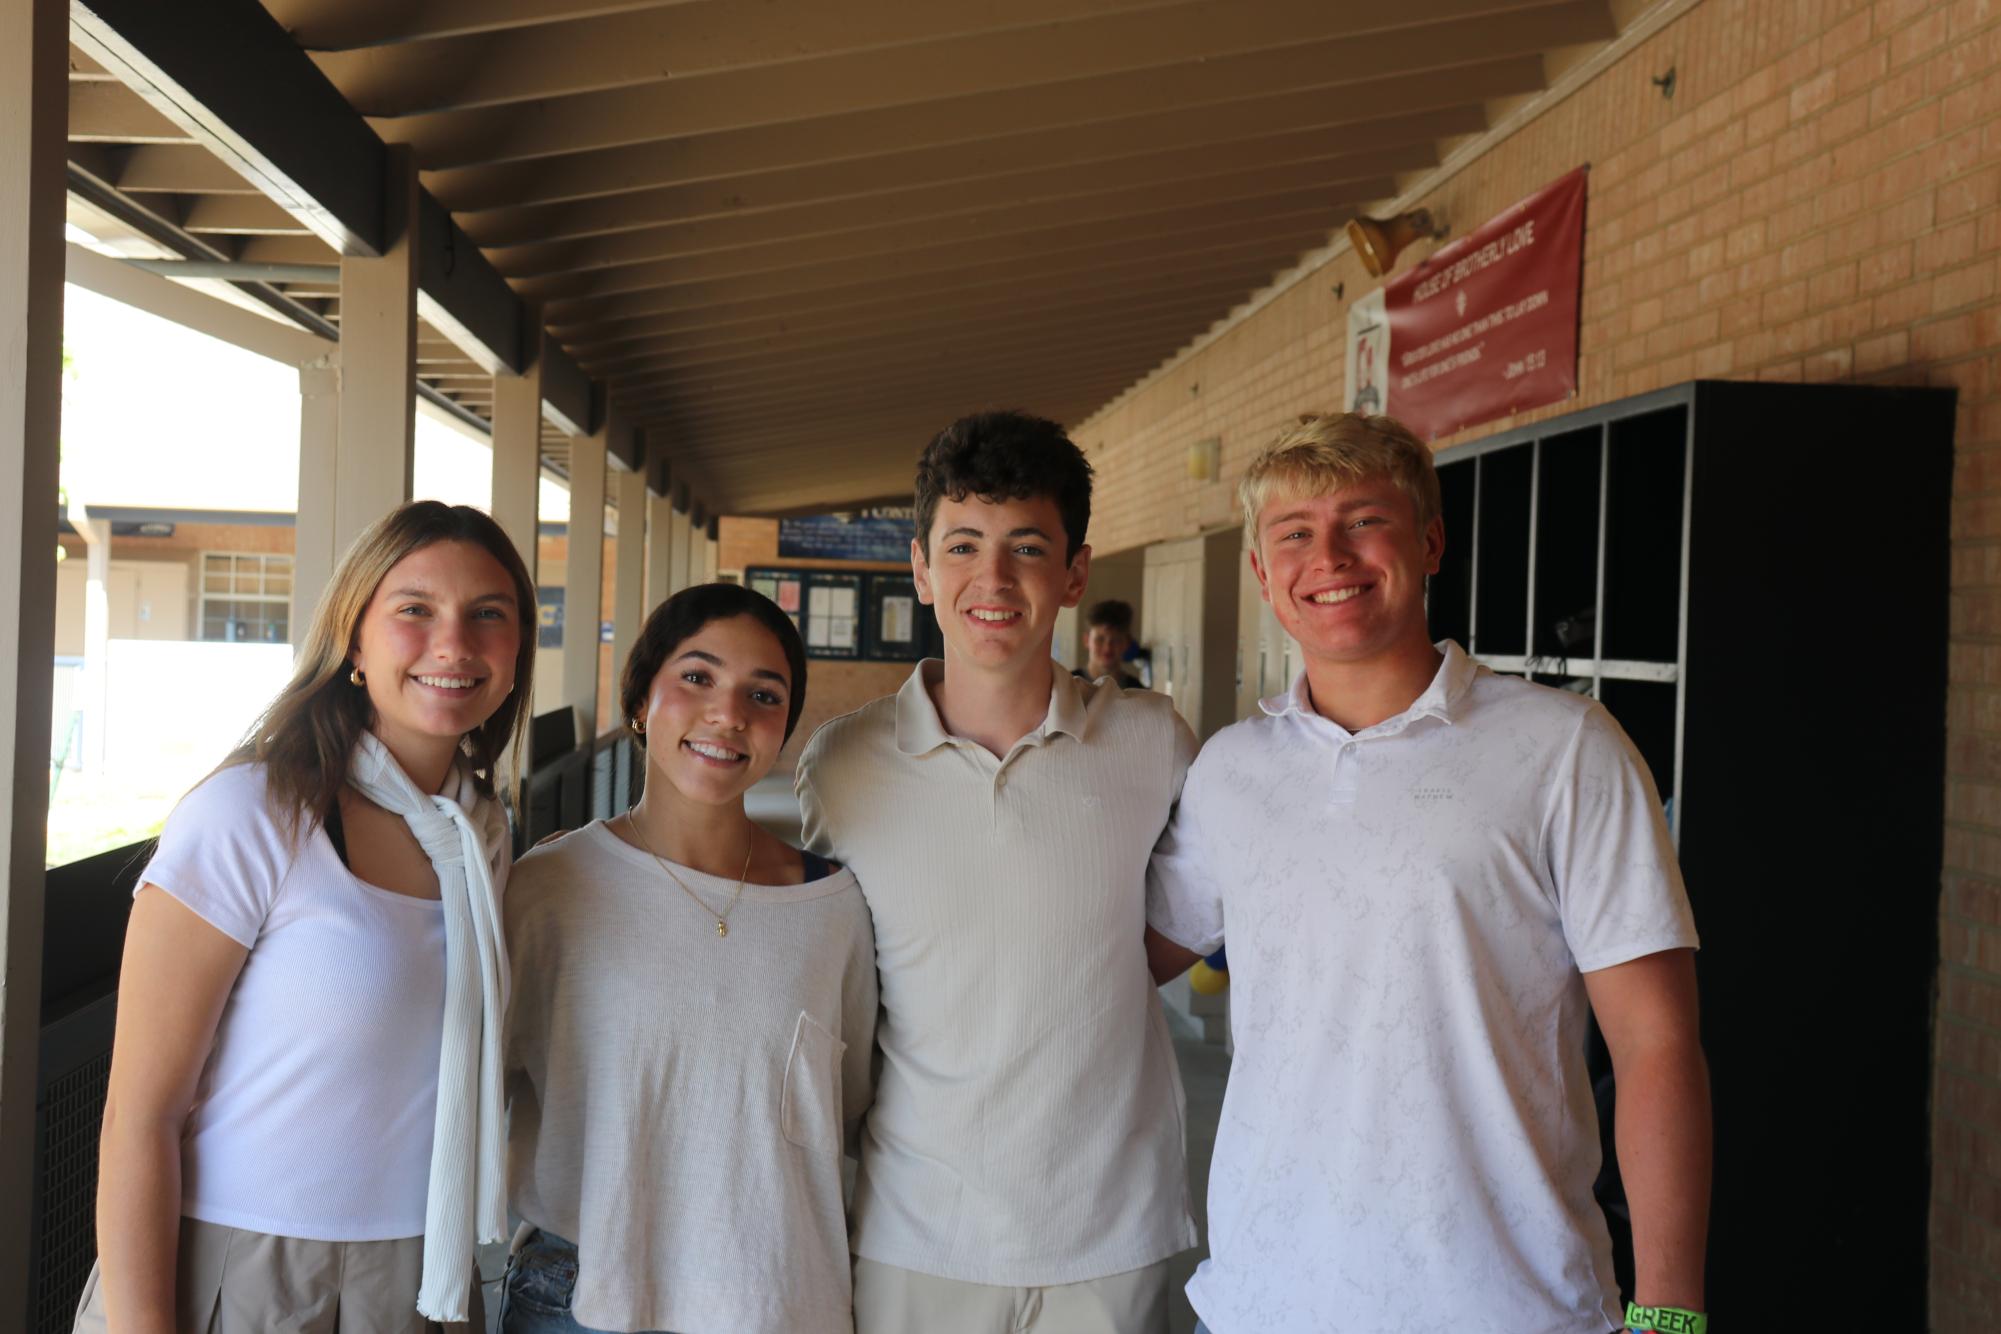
[226, 501, 537, 833]
[1239, 413, 1441, 553]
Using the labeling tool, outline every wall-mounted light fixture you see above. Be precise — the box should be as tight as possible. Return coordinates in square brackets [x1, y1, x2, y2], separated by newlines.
[1345, 208, 1449, 278]
[1187, 436, 1222, 483]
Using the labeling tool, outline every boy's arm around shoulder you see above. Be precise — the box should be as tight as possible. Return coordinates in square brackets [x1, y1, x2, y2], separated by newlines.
[1145, 713, 1224, 984]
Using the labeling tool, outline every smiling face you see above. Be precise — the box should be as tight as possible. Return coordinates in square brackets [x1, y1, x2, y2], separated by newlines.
[640, 613, 794, 807]
[350, 539, 522, 771]
[912, 492, 1090, 678]
[1250, 473, 1444, 671]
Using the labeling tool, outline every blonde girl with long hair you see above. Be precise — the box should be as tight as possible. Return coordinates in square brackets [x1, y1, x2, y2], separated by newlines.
[76, 500, 537, 1334]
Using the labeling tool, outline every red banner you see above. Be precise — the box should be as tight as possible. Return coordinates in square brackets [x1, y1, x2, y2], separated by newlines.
[1381, 166, 1586, 440]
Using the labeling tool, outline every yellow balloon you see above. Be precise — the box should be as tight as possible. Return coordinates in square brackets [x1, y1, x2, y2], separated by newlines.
[1188, 960, 1230, 995]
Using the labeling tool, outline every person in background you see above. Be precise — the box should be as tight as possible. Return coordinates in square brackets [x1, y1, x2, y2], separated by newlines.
[82, 501, 535, 1334]
[797, 410, 1196, 1334]
[1147, 413, 1711, 1334]
[1075, 598, 1143, 690]
[501, 583, 875, 1334]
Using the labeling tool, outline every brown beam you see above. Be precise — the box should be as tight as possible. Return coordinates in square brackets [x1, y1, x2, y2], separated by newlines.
[392, 2, 1604, 169]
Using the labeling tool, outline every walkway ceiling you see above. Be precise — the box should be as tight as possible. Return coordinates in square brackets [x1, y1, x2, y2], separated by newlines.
[65, 0, 1628, 514]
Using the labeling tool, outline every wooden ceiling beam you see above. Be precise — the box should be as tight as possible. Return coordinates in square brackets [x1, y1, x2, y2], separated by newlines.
[618, 342, 1213, 434]
[487, 137, 1436, 280]
[549, 221, 1332, 345]
[67, 81, 195, 143]
[621, 345, 1182, 430]
[272, 1, 724, 53]
[574, 262, 1278, 375]
[600, 291, 1251, 395]
[428, 55, 1534, 213]
[390, 1, 1608, 169]
[315, 0, 1195, 115]
[552, 227, 1328, 350]
[458, 90, 1491, 245]
[108, 143, 264, 193]
[179, 193, 317, 234]
[538, 187, 1365, 323]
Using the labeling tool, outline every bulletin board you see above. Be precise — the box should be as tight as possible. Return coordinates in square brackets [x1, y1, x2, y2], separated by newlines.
[746, 566, 863, 660]
[863, 573, 938, 662]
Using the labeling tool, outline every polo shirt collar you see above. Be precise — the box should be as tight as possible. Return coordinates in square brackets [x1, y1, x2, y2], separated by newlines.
[893, 658, 1085, 755]
[1257, 639, 1481, 729]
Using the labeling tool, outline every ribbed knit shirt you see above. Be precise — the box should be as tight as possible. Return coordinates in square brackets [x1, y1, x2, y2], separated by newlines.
[796, 660, 1198, 1286]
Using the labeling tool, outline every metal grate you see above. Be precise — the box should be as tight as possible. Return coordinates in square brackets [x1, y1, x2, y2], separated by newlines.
[35, 1049, 111, 1333]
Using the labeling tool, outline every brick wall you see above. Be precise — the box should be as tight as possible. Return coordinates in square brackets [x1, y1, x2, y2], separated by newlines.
[1073, 0, 2001, 1322]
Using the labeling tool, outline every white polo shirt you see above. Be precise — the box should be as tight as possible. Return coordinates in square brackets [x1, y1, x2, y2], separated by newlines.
[1148, 642, 1698, 1334]
[797, 660, 1199, 1286]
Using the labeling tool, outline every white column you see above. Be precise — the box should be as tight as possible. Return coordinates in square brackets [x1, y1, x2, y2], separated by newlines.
[490, 352, 542, 579]
[702, 523, 720, 583]
[67, 508, 111, 772]
[563, 429, 608, 743]
[645, 490, 674, 611]
[670, 503, 694, 595]
[292, 350, 339, 641]
[332, 146, 419, 556]
[609, 465, 647, 714]
[0, 0, 65, 1290]
[490, 355, 541, 797]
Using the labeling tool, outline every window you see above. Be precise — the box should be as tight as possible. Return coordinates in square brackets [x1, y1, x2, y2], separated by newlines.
[199, 552, 291, 643]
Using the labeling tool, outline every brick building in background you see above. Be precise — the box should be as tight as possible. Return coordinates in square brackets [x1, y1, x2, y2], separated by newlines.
[1069, 0, 2001, 1321]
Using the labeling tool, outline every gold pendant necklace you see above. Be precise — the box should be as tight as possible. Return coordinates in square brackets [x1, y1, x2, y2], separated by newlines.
[624, 809, 754, 939]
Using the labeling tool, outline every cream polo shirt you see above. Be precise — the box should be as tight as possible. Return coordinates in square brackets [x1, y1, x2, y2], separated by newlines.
[1148, 642, 1699, 1334]
[796, 660, 1200, 1286]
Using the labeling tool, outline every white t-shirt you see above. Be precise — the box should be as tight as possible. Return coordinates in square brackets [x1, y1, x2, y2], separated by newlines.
[1147, 644, 1698, 1334]
[138, 762, 498, 1241]
[796, 661, 1198, 1287]
[504, 820, 877, 1334]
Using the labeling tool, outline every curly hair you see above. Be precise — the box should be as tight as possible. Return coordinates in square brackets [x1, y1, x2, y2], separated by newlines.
[913, 410, 1094, 562]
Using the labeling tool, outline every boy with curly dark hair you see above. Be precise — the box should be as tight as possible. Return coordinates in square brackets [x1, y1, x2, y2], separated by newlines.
[797, 409, 1196, 1334]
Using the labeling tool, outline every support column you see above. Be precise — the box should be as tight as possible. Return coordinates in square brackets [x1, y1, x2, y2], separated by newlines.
[0, 0, 66, 1300]
[332, 145, 419, 554]
[67, 508, 111, 772]
[669, 498, 693, 596]
[563, 429, 607, 745]
[645, 489, 674, 611]
[702, 518, 720, 584]
[489, 352, 541, 797]
[292, 350, 338, 640]
[609, 465, 646, 718]
[489, 350, 542, 579]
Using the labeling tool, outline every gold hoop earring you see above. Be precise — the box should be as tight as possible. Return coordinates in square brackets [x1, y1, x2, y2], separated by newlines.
[350, 666, 366, 686]
[627, 717, 645, 735]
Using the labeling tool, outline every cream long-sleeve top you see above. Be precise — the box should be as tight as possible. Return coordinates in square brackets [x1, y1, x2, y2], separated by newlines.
[503, 819, 877, 1334]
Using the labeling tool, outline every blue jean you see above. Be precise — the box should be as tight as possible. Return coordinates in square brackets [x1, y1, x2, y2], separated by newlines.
[498, 1230, 682, 1334]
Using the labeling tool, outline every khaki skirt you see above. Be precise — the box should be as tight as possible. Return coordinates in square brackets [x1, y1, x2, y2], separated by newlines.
[72, 1217, 484, 1334]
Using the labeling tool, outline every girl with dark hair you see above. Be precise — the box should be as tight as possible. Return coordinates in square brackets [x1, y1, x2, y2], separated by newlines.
[80, 500, 537, 1334]
[500, 583, 876, 1334]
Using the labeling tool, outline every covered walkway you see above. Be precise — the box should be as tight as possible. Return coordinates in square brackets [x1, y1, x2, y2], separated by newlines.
[8, 0, 2001, 1329]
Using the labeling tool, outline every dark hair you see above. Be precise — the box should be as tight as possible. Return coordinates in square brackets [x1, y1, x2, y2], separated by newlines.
[230, 500, 537, 832]
[913, 410, 1093, 562]
[1085, 599, 1134, 634]
[619, 583, 810, 743]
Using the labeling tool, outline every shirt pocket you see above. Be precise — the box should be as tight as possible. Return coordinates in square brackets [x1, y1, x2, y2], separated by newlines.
[781, 1010, 846, 1153]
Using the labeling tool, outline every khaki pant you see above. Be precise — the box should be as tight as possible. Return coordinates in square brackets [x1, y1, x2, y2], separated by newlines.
[853, 1256, 1170, 1334]
[72, 1216, 484, 1334]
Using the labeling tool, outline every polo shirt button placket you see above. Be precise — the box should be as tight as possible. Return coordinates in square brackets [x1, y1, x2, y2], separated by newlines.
[1331, 739, 1360, 806]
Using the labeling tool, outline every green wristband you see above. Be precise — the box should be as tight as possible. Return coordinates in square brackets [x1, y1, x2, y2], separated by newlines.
[1625, 1302, 1706, 1334]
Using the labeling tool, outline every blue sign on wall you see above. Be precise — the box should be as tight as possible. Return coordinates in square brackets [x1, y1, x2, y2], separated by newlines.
[778, 507, 915, 563]
[537, 587, 563, 648]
